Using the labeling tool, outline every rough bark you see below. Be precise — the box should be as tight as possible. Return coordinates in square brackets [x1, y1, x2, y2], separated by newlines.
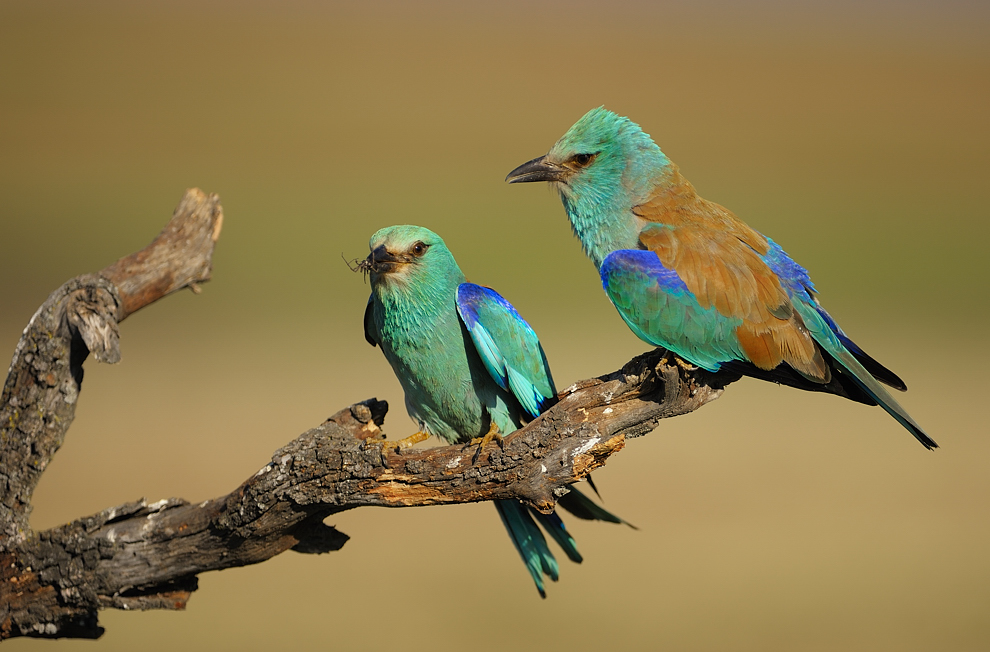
[0, 190, 739, 639]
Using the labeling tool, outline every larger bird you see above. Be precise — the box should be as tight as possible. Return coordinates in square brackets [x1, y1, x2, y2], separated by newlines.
[359, 224, 627, 597]
[506, 107, 935, 449]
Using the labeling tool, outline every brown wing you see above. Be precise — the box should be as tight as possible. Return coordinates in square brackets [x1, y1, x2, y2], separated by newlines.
[633, 165, 829, 382]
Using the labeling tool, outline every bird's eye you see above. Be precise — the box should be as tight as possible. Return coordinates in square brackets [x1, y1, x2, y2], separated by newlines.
[411, 242, 429, 256]
[571, 153, 597, 168]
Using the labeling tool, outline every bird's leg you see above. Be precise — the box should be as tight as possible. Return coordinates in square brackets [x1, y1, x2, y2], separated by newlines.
[658, 348, 697, 372]
[393, 430, 430, 450]
[469, 420, 504, 461]
[362, 431, 429, 459]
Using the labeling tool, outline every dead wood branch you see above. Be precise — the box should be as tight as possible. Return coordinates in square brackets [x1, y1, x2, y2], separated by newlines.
[0, 190, 739, 639]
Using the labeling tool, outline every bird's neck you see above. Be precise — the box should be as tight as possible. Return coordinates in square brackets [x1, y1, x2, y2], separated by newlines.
[559, 191, 639, 269]
[561, 161, 708, 268]
[373, 270, 464, 343]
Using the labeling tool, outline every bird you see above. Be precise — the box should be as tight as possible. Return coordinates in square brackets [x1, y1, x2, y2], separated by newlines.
[506, 107, 936, 450]
[357, 224, 630, 597]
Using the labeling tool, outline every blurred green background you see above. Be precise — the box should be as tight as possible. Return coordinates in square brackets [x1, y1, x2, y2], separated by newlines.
[2, 1, 988, 649]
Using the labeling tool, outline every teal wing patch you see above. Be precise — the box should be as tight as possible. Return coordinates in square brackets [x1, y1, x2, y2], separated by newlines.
[600, 249, 746, 371]
[456, 283, 555, 418]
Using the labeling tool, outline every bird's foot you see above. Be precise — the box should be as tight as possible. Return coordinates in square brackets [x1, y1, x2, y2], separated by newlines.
[362, 431, 429, 463]
[469, 421, 503, 462]
[661, 352, 696, 373]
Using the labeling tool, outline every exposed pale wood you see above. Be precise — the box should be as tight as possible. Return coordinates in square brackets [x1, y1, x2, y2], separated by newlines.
[101, 188, 223, 320]
[0, 190, 738, 639]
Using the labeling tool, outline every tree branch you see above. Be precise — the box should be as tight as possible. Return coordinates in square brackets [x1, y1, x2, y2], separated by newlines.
[0, 190, 739, 639]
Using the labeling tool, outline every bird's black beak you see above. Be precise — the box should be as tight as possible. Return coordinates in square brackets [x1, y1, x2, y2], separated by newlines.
[358, 245, 404, 275]
[370, 245, 402, 265]
[505, 155, 568, 184]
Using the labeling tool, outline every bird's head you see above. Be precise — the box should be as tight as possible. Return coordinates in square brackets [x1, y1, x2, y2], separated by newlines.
[505, 107, 668, 206]
[358, 225, 460, 291]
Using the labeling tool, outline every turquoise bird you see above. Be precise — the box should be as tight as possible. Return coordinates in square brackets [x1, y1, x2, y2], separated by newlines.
[506, 107, 935, 450]
[358, 224, 628, 597]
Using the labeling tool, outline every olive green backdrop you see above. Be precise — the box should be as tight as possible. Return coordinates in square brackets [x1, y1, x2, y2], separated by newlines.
[2, 1, 988, 650]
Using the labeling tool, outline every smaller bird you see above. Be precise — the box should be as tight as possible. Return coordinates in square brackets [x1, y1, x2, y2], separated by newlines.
[358, 224, 628, 597]
[506, 107, 935, 449]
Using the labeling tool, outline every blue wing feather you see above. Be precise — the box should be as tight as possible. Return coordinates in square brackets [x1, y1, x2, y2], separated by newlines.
[762, 238, 909, 391]
[456, 283, 556, 418]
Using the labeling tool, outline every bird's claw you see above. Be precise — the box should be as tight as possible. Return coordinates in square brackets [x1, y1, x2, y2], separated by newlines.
[362, 431, 429, 463]
[469, 421, 503, 462]
[660, 349, 697, 373]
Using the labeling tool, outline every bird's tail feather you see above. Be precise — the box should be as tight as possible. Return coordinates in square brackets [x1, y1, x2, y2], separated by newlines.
[835, 332, 908, 391]
[797, 303, 937, 450]
[494, 499, 559, 598]
[812, 302, 908, 391]
[528, 509, 583, 563]
[831, 346, 937, 449]
[557, 486, 638, 530]
[495, 487, 637, 597]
